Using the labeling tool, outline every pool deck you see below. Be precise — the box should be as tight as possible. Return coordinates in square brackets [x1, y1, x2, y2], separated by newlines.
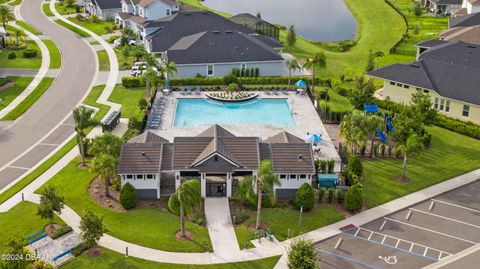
[151, 91, 341, 170]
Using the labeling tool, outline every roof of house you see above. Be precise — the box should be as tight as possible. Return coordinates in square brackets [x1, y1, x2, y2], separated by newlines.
[368, 41, 480, 105]
[416, 39, 448, 48]
[449, 12, 480, 28]
[249, 34, 283, 48]
[430, 0, 462, 4]
[467, 0, 480, 4]
[136, 0, 176, 8]
[92, 0, 121, 10]
[145, 11, 255, 52]
[440, 25, 480, 45]
[118, 125, 314, 174]
[128, 130, 169, 143]
[166, 30, 283, 64]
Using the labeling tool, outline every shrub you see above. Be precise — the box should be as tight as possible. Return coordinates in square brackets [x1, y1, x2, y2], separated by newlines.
[295, 183, 315, 211]
[44, 263, 53, 269]
[254, 68, 259, 77]
[75, 14, 84, 21]
[137, 98, 148, 111]
[345, 183, 363, 212]
[23, 49, 38, 58]
[336, 189, 345, 204]
[50, 225, 73, 239]
[327, 159, 335, 173]
[33, 260, 45, 269]
[245, 68, 250, 77]
[318, 188, 325, 203]
[192, 214, 206, 226]
[319, 160, 327, 174]
[104, 25, 113, 33]
[120, 183, 137, 209]
[107, 35, 120, 43]
[7, 51, 16, 59]
[379, 144, 386, 157]
[327, 188, 335, 203]
[232, 212, 249, 225]
[347, 155, 363, 178]
[71, 241, 95, 256]
[287, 238, 316, 269]
[122, 76, 145, 87]
[336, 87, 348, 96]
[227, 83, 239, 92]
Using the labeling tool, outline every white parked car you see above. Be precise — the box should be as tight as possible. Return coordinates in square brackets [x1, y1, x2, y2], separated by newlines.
[113, 38, 122, 47]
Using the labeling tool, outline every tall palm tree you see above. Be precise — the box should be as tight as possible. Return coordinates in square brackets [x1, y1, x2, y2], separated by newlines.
[255, 160, 280, 230]
[88, 132, 123, 158]
[303, 52, 326, 92]
[0, 6, 14, 31]
[72, 106, 99, 166]
[162, 60, 177, 89]
[143, 67, 159, 98]
[168, 179, 201, 238]
[13, 29, 25, 46]
[397, 134, 422, 180]
[365, 114, 384, 158]
[90, 154, 118, 197]
[286, 59, 300, 90]
[339, 110, 368, 154]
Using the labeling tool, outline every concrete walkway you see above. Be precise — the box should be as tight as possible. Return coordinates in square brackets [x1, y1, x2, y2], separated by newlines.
[205, 197, 241, 261]
[0, 68, 60, 78]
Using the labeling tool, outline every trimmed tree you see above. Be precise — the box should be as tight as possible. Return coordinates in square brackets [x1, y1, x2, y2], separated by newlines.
[37, 186, 65, 226]
[162, 60, 177, 89]
[287, 238, 317, 269]
[0, 6, 15, 31]
[295, 183, 315, 211]
[72, 106, 99, 166]
[365, 115, 384, 159]
[345, 183, 363, 212]
[90, 154, 118, 198]
[1, 237, 29, 269]
[168, 179, 202, 238]
[234, 176, 256, 207]
[88, 132, 123, 158]
[120, 183, 137, 209]
[286, 25, 297, 48]
[80, 210, 107, 246]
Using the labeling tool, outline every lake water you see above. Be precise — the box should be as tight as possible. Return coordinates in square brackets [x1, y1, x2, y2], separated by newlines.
[202, 0, 357, 42]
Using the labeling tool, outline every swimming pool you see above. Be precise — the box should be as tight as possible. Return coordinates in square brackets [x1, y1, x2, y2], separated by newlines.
[173, 98, 296, 128]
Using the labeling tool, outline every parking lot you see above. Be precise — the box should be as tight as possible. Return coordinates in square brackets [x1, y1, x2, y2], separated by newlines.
[315, 180, 480, 269]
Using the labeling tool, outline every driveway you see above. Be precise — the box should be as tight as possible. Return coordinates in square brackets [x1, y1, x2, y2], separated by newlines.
[0, 0, 96, 190]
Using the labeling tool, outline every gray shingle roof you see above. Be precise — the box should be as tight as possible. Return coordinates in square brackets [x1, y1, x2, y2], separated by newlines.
[449, 12, 480, 28]
[430, 0, 462, 4]
[92, 0, 121, 10]
[417, 40, 448, 48]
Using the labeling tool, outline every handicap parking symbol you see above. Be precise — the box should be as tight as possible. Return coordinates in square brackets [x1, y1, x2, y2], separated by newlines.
[378, 255, 397, 265]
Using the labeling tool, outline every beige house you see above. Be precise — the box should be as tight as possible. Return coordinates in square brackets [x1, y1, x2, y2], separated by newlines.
[368, 41, 480, 125]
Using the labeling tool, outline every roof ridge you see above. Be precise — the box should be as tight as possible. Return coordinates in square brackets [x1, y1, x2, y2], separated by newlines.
[419, 59, 440, 92]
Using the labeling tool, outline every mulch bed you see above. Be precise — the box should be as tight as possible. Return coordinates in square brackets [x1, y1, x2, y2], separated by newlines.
[395, 175, 410, 185]
[87, 246, 102, 258]
[88, 176, 125, 212]
[175, 230, 194, 241]
[247, 223, 268, 232]
[44, 223, 61, 237]
[76, 162, 90, 170]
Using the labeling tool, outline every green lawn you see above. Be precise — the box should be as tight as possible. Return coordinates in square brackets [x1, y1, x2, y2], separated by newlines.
[37, 157, 212, 252]
[114, 47, 135, 70]
[43, 40, 61, 69]
[84, 85, 110, 121]
[0, 76, 34, 111]
[0, 41, 42, 69]
[96, 50, 110, 71]
[8, 0, 22, 6]
[2, 78, 55, 120]
[108, 84, 145, 119]
[235, 206, 344, 248]
[16, 21, 41, 35]
[55, 3, 83, 15]
[328, 89, 354, 112]
[61, 248, 280, 269]
[68, 17, 115, 36]
[54, 19, 91, 38]
[363, 126, 480, 208]
[0, 202, 65, 253]
[42, 3, 54, 17]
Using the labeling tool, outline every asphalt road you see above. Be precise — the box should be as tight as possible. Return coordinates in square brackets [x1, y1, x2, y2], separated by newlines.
[0, 0, 96, 189]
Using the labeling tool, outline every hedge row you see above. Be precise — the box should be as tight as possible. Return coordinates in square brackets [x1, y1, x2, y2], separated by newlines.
[50, 226, 73, 240]
[122, 76, 146, 88]
[71, 241, 95, 257]
[167, 76, 326, 86]
[23, 49, 38, 58]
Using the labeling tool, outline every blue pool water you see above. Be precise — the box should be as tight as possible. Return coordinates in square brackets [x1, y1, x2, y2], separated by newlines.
[173, 99, 296, 128]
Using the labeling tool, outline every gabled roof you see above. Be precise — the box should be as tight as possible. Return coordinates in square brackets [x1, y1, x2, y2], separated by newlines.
[128, 130, 169, 143]
[264, 132, 304, 144]
[262, 143, 315, 174]
[440, 25, 480, 45]
[467, 0, 480, 4]
[92, 0, 121, 10]
[166, 30, 283, 64]
[118, 143, 163, 174]
[197, 124, 236, 138]
[137, 0, 177, 8]
[416, 39, 448, 48]
[449, 12, 480, 28]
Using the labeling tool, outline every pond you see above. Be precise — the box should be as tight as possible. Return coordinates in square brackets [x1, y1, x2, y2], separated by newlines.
[202, 0, 358, 42]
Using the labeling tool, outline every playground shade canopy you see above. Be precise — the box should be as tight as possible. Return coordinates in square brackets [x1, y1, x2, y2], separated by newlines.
[317, 174, 340, 188]
[364, 104, 378, 113]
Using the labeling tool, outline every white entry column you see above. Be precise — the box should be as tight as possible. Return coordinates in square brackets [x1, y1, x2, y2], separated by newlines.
[201, 173, 206, 198]
[226, 173, 232, 198]
[175, 171, 181, 189]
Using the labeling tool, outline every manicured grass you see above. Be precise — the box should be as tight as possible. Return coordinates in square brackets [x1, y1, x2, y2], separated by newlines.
[84, 85, 110, 121]
[108, 84, 145, 119]
[55, 3, 83, 15]
[0, 41, 42, 69]
[0, 202, 65, 253]
[42, 3, 55, 17]
[0, 76, 34, 111]
[43, 40, 61, 69]
[16, 21, 41, 35]
[114, 47, 135, 71]
[2, 78, 55, 120]
[61, 248, 280, 269]
[328, 89, 354, 112]
[8, 0, 22, 6]
[68, 17, 115, 36]
[54, 19, 91, 38]
[235, 206, 345, 247]
[96, 50, 110, 71]
[90, 40, 100, 45]
[363, 126, 480, 208]
[37, 157, 213, 252]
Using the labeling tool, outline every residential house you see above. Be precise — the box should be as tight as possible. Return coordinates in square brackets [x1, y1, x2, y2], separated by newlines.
[115, 0, 179, 38]
[427, 0, 462, 15]
[368, 41, 480, 124]
[84, 0, 122, 20]
[118, 125, 315, 199]
[229, 13, 280, 41]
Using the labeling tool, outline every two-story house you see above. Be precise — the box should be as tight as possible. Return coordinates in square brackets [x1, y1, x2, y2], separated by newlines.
[115, 0, 179, 38]
[84, 0, 122, 20]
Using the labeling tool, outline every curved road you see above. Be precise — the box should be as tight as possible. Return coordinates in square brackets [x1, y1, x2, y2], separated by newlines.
[0, 0, 96, 189]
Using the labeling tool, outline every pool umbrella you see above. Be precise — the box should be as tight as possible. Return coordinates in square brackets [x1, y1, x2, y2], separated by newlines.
[294, 80, 307, 87]
[164, 81, 169, 89]
[306, 134, 322, 143]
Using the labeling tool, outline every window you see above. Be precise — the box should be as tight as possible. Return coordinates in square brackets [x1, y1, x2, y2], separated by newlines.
[299, 175, 307, 179]
[434, 97, 439, 109]
[463, 105, 470, 117]
[146, 175, 154, 179]
[396, 83, 402, 87]
[166, 9, 171, 15]
[126, 175, 133, 179]
[390, 81, 395, 86]
[289, 174, 296, 180]
[403, 84, 409, 89]
[139, 8, 143, 16]
[207, 65, 214, 76]
[445, 100, 450, 112]
[280, 175, 287, 179]
[423, 89, 429, 94]
[137, 175, 144, 180]
[440, 99, 444, 110]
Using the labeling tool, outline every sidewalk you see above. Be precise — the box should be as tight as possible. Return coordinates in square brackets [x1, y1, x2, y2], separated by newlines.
[0, 68, 60, 78]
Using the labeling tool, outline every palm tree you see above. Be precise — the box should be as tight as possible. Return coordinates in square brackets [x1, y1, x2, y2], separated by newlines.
[143, 67, 159, 98]
[13, 29, 25, 46]
[162, 60, 177, 89]
[234, 176, 256, 206]
[168, 179, 201, 238]
[396, 134, 422, 180]
[90, 154, 118, 197]
[339, 110, 368, 154]
[286, 59, 300, 90]
[72, 106, 99, 166]
[88, 132, 123, 158]
[303, 52, 326, 92]
[0, 6, 15, 30]
[365, 115, 384, 158]
[255, 160, 280, 230]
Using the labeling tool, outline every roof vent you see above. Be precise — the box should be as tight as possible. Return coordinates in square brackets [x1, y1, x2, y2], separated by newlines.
[466, 45, 476, 48]
[212, 30, 220, 34]
[235, 46, 239, 50]
[184, 13, 191, 16]
[225, 30, 232, 33]
[141, 152, 146, 156]
[297, 154, 303, 160]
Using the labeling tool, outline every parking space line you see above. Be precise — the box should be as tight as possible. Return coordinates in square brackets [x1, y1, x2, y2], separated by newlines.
[354, 228, 360, 236]
[409, 208, 480, 229]
[431, 199, 480, 213]
[381, 235, 387, 244]
[384, 217, 477, 245]
[423, 247, 429, 256]
[316, 248, 382, 269]
[367, 231, 374, 240]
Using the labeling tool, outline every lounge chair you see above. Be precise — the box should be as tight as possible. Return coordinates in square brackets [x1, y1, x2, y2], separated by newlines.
[265, 89, 271, 95]
[180, 87, 185, 95]
[272, 89, 279, 95]
[282, 88, 288, 95]
[186, 86, 192, 95]
[195, 86, 201, 95]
